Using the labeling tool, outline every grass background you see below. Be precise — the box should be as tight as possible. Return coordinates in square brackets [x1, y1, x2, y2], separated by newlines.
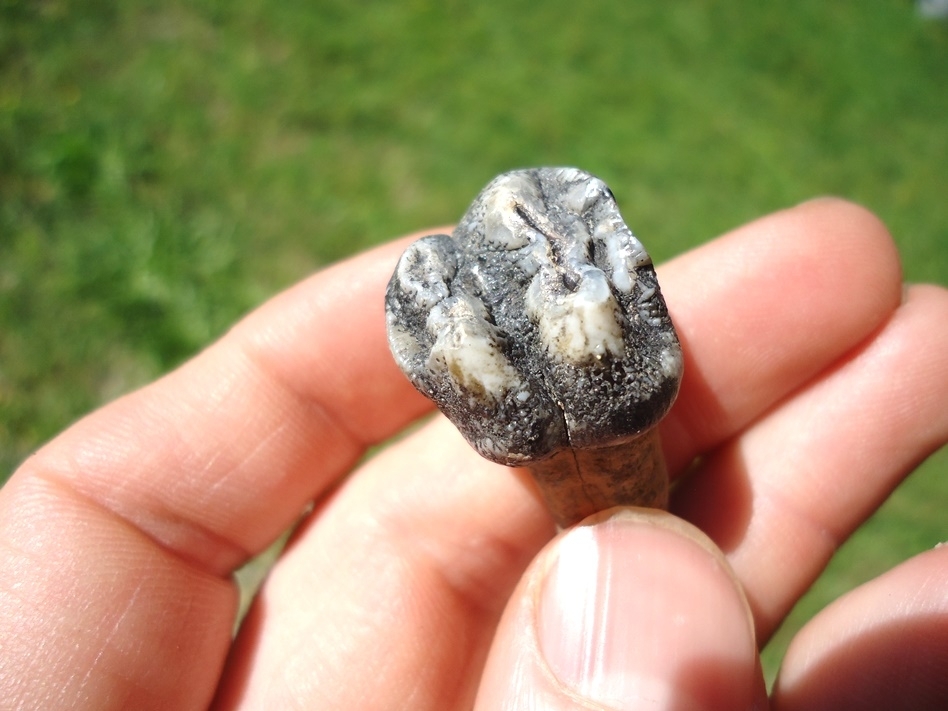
[1, 0, 945, 686]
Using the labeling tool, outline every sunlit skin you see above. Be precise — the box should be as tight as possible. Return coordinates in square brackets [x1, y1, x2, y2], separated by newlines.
[1, 198, 946, 710]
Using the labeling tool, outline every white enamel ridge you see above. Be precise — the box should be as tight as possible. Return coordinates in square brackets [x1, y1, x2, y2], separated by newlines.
[527, 266, 624, 362]
[395, 237, 455, 309]
[426, 295, 522, 401]
[483, 173, 543, 249]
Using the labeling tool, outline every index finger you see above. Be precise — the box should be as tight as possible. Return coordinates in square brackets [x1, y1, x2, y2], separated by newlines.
[0, 232, 445, 710]
[9, 233, 442, 574]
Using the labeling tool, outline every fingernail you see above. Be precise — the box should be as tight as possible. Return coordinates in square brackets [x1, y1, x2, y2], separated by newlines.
[537, 510, 758, 710]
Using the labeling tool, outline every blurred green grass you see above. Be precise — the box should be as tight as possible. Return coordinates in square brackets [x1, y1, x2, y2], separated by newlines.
[1, 0, 945, 687]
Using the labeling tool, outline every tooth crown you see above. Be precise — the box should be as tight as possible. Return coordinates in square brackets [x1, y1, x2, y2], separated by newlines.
[385, 168, 682, 466]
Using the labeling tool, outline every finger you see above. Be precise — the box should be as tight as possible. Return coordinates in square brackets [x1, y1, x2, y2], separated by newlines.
[0, 478, 236, 711]
[658, 198, 903, 475]
[12, 234, 435, 575]
[213, 416, 555, 710]
[0, 234, 439, 710]
[475, 510, 767, 711]
[772, 544, 948, 710]
[673, 284, 948, 640]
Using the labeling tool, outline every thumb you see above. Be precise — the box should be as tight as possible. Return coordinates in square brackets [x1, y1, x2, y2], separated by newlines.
[474, 508, 766, 711]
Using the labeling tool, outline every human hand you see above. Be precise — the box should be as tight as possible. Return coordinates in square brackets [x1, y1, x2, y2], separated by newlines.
[1, 198, 945, 710]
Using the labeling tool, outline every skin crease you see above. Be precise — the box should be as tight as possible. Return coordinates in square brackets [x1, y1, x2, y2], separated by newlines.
[0, 199, 945, 710]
